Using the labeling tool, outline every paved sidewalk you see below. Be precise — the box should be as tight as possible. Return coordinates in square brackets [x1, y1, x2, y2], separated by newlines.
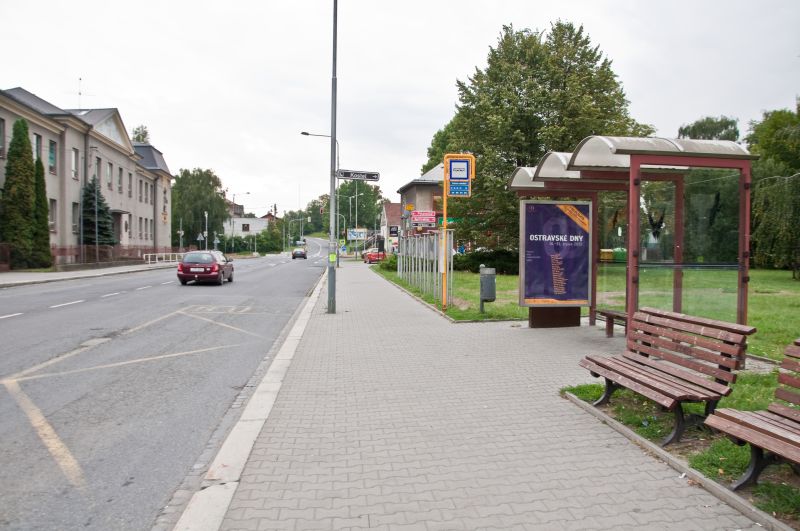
[0, 262, 175, 288]
[213, 261, 766, 530]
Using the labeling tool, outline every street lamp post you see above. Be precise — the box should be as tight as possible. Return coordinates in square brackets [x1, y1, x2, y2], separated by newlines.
[204, 211, 208, 250]
[301, 130, 341, 267]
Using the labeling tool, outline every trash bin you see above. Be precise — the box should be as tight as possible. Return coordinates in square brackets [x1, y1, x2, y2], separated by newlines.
[479, 264, 496, 313]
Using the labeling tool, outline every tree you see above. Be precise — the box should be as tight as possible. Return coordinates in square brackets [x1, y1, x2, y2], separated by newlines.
[171, 168, 229, 248]
[30, 158, 53, 267]
[424, 22, 654, 249]
[132, 125, 150, 143]
[746, 102, 800, 172]
[81, 176, 116, 246]
[0, 119, 36, 268]
[678, 116, 739, 141]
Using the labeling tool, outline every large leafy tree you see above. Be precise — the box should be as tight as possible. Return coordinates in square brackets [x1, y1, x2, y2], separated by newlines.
[0, 119, 36, 268]
[678, 116, 739, 141]
[423, 22, 654, 249]
[81, 176, 116, 245]
[171, 168, 229, 248]
[30, 158, 53, 267]
[131, 125, 150, 143]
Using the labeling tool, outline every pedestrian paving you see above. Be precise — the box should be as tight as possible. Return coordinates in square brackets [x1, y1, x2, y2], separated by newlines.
[0, 261, 175, 288]
[217, 260, 767, 531]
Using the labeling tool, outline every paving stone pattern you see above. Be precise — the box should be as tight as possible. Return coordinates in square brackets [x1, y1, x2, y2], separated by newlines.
[221, 262, 761, 531]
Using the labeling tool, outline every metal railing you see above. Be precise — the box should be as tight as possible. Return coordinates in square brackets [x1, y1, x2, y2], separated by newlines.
[397, 230, 453, 303]
[143, 252, 184, 264]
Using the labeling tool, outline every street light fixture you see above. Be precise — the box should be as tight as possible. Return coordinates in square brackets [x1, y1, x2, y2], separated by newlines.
[301, 130, 342, 268]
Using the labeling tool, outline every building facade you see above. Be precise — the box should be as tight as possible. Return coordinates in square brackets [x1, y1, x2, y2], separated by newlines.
[396, 163, 443, 237]
[0, 87, 172, 263]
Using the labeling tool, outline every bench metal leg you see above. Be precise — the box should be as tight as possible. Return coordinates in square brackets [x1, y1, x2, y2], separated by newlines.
[593, 378, 619, 406]
[661, 405, 686, 446]
[731, 445, 777, 490]
[605, 319, 614, 338]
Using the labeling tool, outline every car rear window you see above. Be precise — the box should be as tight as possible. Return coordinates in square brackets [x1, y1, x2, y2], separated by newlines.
[184, 252, 214, 263]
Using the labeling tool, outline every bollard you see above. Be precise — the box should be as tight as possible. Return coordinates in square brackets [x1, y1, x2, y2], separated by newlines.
[479, 264, 496, 313]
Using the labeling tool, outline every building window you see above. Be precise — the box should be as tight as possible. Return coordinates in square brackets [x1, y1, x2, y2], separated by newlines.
[118, 167, 123, 193]
[48, 140, 57, 173]
[138, 180, 143, 202]
[72, 202, 79, 233]
[128, 173, 133, 198]
[150, 183, 154, 205]
[107, 162, 113, 189]
[49, 199, 57, 232]
[95, 156, 102, 183]
[241, 223, 250, 233]
[34, 134, 42, 160]
[0, 118, 6, 158]
[71, 148, 79, 180]
[144, 181, 149, 204]
[138, 217, 143, 239]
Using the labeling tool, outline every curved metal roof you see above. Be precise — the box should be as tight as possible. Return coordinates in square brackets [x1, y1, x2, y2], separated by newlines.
[507, 167, 544, 191]
[569, 135, 754, 170]
[533, 152, 581, 180]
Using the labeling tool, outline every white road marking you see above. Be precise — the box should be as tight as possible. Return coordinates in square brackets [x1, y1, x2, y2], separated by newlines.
[135, 286, 152, 291]
[101, 292, 121, 298]
[160, 281, 174, 285]
[0, 313, 23, 319]
[49, 300, 84, 308]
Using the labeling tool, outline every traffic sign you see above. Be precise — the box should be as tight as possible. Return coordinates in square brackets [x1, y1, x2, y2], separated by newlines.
[411, 210, 436, 223]
[337, 169, 379, 181]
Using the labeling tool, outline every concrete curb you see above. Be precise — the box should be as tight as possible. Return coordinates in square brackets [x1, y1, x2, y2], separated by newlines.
[0, 263, 176, 288]
[171, 269, 327, 531]
[564, 392, 793, 531]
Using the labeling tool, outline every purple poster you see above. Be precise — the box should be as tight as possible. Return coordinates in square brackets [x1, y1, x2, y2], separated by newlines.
[520, 201, 591, 306]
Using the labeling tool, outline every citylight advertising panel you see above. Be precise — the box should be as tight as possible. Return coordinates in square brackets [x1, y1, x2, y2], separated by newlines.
[519, 200, 592, 307]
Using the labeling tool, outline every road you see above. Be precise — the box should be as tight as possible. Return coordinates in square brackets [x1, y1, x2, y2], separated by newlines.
[0, 240, 327, 530]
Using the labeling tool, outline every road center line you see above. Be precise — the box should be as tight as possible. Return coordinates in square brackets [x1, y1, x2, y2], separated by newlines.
[0, 312, 23, 319]
[135, 286, 152, 291]
[49, 300, 84, 309]
[101, 292, 121, 298]
[160, 281, 174, 285]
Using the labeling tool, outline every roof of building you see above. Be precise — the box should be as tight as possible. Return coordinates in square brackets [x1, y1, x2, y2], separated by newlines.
[397, 163, 443, 194]
[383, 202, 402, 225]
[65, 108, 118, 126]
[134, 143, 171, 174]
[3, 87, 70, 116]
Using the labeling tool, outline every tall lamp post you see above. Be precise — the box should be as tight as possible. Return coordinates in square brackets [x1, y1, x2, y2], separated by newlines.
[327, 0, 338, 313]
[301, 131, 341, 265]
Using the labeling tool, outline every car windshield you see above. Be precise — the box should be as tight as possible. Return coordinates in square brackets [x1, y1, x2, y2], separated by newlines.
[184, 252, 214, 263]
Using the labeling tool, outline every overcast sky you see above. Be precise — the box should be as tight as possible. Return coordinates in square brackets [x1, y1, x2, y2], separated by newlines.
[2, 0, 798, 217]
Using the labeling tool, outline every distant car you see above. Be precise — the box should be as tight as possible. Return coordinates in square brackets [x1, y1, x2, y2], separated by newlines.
[360, 247, 379, 259]
[177, 251, 234, 285]
[363, 250, 386, 264]
[292, 248, 307, 259]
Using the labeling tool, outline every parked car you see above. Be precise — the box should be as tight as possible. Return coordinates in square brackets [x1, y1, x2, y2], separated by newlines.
[177, 251, 234, 285]
[363, 250, 386, 264]
[360, 247, 379, 259]
[292, 247, 307, 259]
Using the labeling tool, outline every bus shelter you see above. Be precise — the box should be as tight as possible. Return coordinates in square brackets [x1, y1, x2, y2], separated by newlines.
[510, 136, 757, 327]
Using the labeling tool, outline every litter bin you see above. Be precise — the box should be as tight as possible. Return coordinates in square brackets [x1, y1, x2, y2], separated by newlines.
[479, 264, 496, 313]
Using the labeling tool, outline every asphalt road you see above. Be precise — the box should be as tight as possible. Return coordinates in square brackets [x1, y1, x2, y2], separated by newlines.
[0, 240, 327, 530]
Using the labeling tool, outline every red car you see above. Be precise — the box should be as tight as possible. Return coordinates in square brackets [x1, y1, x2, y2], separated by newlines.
[177, 251, 234, 285]
[363, 250, 386, 264]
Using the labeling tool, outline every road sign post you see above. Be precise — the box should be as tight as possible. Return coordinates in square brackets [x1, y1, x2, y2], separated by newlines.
[441, 153, 476, 311]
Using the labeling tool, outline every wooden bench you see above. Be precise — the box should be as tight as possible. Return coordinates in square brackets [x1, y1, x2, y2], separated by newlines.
[704, 339, 800, 490]
[579, 307, 756, 445]
[597, 308, 627, 337]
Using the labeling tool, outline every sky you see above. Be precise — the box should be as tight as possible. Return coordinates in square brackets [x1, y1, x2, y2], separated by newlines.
[2, 0, 798, 217]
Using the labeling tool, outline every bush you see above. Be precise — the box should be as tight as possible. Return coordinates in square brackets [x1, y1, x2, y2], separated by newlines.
[453, 249, 519, 274]
[379, 253, 398, 271]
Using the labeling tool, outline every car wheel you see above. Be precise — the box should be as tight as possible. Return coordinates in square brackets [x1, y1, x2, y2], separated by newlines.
[179, 279, 188, 285]
[228, 272, 234, 283]
[217, 273, 224, 285]
[292, 256, 295, 259]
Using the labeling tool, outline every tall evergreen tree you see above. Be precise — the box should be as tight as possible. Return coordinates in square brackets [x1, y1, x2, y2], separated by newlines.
[81, 176, 116, 246]
[30, 158, 53, 267]
[0, 119, 36, 268]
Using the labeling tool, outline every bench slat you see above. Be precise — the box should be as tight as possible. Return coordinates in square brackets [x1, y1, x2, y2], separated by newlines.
[627, 340, 736, 383]
[596, 356, 710, 400]
[639, 307, 757, 337]
[786, 343, 800, 359]
[769, 403, 800, 423]
[629, 327, 740, 368]
[713, 409, 800, 444]
[782, 358, 800, 374]
[621, 351, 731, 395]
[776, 387, 800, 406]
[579, 358, 676, 409]
[632, 320, 745, 359]
[635, 311, 748, 345]
[779, 371, 800, 391]
[705, 415, 800, 465]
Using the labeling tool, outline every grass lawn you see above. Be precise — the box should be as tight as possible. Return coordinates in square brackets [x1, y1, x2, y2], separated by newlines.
[374, 265, 800, 361]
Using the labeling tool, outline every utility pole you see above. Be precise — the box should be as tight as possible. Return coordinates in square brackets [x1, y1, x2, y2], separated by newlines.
[327, 0, 338, 313]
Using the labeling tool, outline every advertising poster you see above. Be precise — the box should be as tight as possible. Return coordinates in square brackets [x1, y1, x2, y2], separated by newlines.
[519, 201, 591, 306]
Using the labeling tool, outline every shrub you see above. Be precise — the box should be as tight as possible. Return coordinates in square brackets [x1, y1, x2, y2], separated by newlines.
[379, 253, 398, 271]
[453, 249, 519, 274]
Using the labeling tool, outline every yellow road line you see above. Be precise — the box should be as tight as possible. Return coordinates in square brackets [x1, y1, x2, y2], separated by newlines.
[7, 340, 109, 380]
[2, 379, 86, 489]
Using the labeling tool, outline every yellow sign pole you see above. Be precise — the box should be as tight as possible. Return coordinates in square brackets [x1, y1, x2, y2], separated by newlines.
[441, 153, 476, 313]
[442, 168, 449, 311]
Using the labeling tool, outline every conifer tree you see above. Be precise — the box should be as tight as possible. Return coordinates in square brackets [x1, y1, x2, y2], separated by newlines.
[0, 119, 36, 268]
[30, 158, 53, 267]
[81, 176, 116, 246]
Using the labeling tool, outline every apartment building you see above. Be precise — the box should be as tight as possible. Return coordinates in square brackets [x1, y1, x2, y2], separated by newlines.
[0, 87, 172, 263]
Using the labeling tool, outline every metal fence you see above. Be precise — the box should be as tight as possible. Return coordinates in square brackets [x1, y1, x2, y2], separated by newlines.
[397, 229, 453, 303]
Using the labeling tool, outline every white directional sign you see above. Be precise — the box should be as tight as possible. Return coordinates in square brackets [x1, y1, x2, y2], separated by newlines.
[337, 169, 380, 181]
[411, 210, 436, 223]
